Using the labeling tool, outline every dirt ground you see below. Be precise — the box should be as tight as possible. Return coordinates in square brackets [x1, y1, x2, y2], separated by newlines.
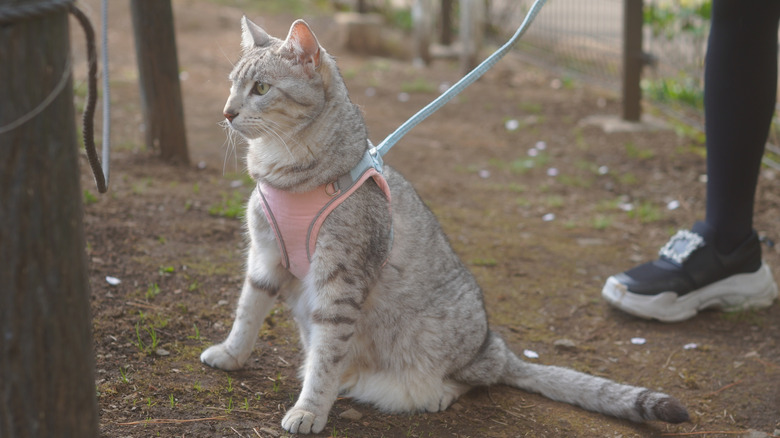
[76, 1, 780, 437]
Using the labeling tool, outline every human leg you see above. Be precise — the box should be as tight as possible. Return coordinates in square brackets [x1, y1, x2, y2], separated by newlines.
[601, 1, 780, 321]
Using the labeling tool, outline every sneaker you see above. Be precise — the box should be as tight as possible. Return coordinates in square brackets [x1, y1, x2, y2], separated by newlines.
[602, 221, 778, 322]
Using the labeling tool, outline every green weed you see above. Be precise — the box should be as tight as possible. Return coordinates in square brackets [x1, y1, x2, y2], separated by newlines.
[628, 201, 663, 223]
[400, 78, 436, 94]
[209, 191, 246, 219]
[592, 214, 613, 230]
[83, 190, 98, 205]
[119, 366, 130, 384]
[189, 323, 201, 341]
[470, 258, 498, 267]
[624, 141, 655, 160]
[145, 283, 161, 301]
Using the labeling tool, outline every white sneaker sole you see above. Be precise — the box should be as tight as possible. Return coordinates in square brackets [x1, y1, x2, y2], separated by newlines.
[602, 262, 779, 322]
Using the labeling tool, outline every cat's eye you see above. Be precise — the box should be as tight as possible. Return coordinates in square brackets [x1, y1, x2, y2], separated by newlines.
[253, 82, 271, 96]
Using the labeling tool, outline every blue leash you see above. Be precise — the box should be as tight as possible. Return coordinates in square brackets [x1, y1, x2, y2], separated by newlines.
[338, 0, 547, 190]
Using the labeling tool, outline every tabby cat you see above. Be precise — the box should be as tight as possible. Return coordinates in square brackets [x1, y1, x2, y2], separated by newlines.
[200, 17, 689, 434]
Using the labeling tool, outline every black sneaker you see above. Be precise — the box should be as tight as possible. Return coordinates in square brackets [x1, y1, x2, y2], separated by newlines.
[602, 221, 778, 322]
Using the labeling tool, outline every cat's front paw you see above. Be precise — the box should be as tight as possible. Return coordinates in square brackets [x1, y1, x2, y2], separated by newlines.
[281, 406, 328, 434]
[200, 344, 243, 371]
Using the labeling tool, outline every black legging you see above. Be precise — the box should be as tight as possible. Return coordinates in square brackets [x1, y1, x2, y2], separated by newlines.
[704, 0, 780, 254]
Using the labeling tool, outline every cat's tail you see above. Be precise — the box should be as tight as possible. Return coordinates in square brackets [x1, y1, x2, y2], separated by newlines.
[499, 345, 689, 424]
[457, 331, 689, 423]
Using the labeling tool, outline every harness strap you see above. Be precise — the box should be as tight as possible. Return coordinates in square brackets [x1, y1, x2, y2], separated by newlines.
[257, 157, 392, 279]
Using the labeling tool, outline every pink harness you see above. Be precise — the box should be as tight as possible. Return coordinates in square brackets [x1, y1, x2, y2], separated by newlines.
[257, 167, 392, 279]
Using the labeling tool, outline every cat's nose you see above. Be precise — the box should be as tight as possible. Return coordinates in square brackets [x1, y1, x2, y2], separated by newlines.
[224, 111, 238, 122]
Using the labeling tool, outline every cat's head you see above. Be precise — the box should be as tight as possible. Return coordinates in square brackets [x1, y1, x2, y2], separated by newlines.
[223, 17, 365, 190]
[224, 17, 327, 139]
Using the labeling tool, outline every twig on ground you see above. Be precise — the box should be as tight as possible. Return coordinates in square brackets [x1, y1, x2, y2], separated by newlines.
[704, 378, 744, 398]
[752, 357, 780, 369]
[118, 415, 227, 425]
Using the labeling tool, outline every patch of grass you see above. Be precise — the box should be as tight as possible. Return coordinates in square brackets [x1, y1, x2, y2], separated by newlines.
[518, 101, 542, 114]
[226, 375, 234, 394]
[544, 195, 565, 208]
[187, 279, 201, 292]
[132, 321, 161, 355]
[188, 323, 201, 341]
[400, 78, 437, 94]
[628, 201, 663, 223]
[592, 214, 613, 230]
[617, 172, 638, 185]
[719, 309, 767, 326]
[145, 283, 161, 301]
[209, 191, 246, 219]
[132, 177, 152, 195]
[119, 366, 130, 384]
[624, 141, 655, 160]
[83, 189, 98, 205]
[489, 153, 550, 175]
[470, 257, 498, 267]
[506, 183, 527, 193]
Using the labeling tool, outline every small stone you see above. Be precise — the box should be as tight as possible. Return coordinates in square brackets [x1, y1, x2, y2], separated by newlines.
[339, 408, 363, 421]
[155, 348, 170, 356]
[554, 339, 577, 350]
[257, 427, 280, 437]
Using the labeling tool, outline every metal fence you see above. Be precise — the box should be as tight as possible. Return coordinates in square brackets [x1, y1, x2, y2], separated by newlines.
[500, 0, 779, 162]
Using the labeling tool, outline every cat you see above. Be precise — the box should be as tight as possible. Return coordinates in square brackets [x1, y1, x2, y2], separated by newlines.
[200, 16, 690, 434]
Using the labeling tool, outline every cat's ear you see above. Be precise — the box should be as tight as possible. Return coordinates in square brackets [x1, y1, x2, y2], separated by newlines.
[282, 20, 321, 73]
[241, 16, 271, 51]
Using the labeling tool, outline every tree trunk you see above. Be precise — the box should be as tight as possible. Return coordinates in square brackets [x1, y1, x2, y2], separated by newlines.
[130, 0, 190, 164]
[0, 2, 99, 437]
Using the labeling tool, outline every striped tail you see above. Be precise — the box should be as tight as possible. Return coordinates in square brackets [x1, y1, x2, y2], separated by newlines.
[500, 353, 689, 423]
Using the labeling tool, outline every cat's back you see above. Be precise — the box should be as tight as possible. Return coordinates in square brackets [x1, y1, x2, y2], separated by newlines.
[375, 165, 487, 324]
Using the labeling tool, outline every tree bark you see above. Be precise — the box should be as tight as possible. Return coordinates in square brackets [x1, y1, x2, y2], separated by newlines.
[0, 2, 99, 437]
[130, 0, 190, 164]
